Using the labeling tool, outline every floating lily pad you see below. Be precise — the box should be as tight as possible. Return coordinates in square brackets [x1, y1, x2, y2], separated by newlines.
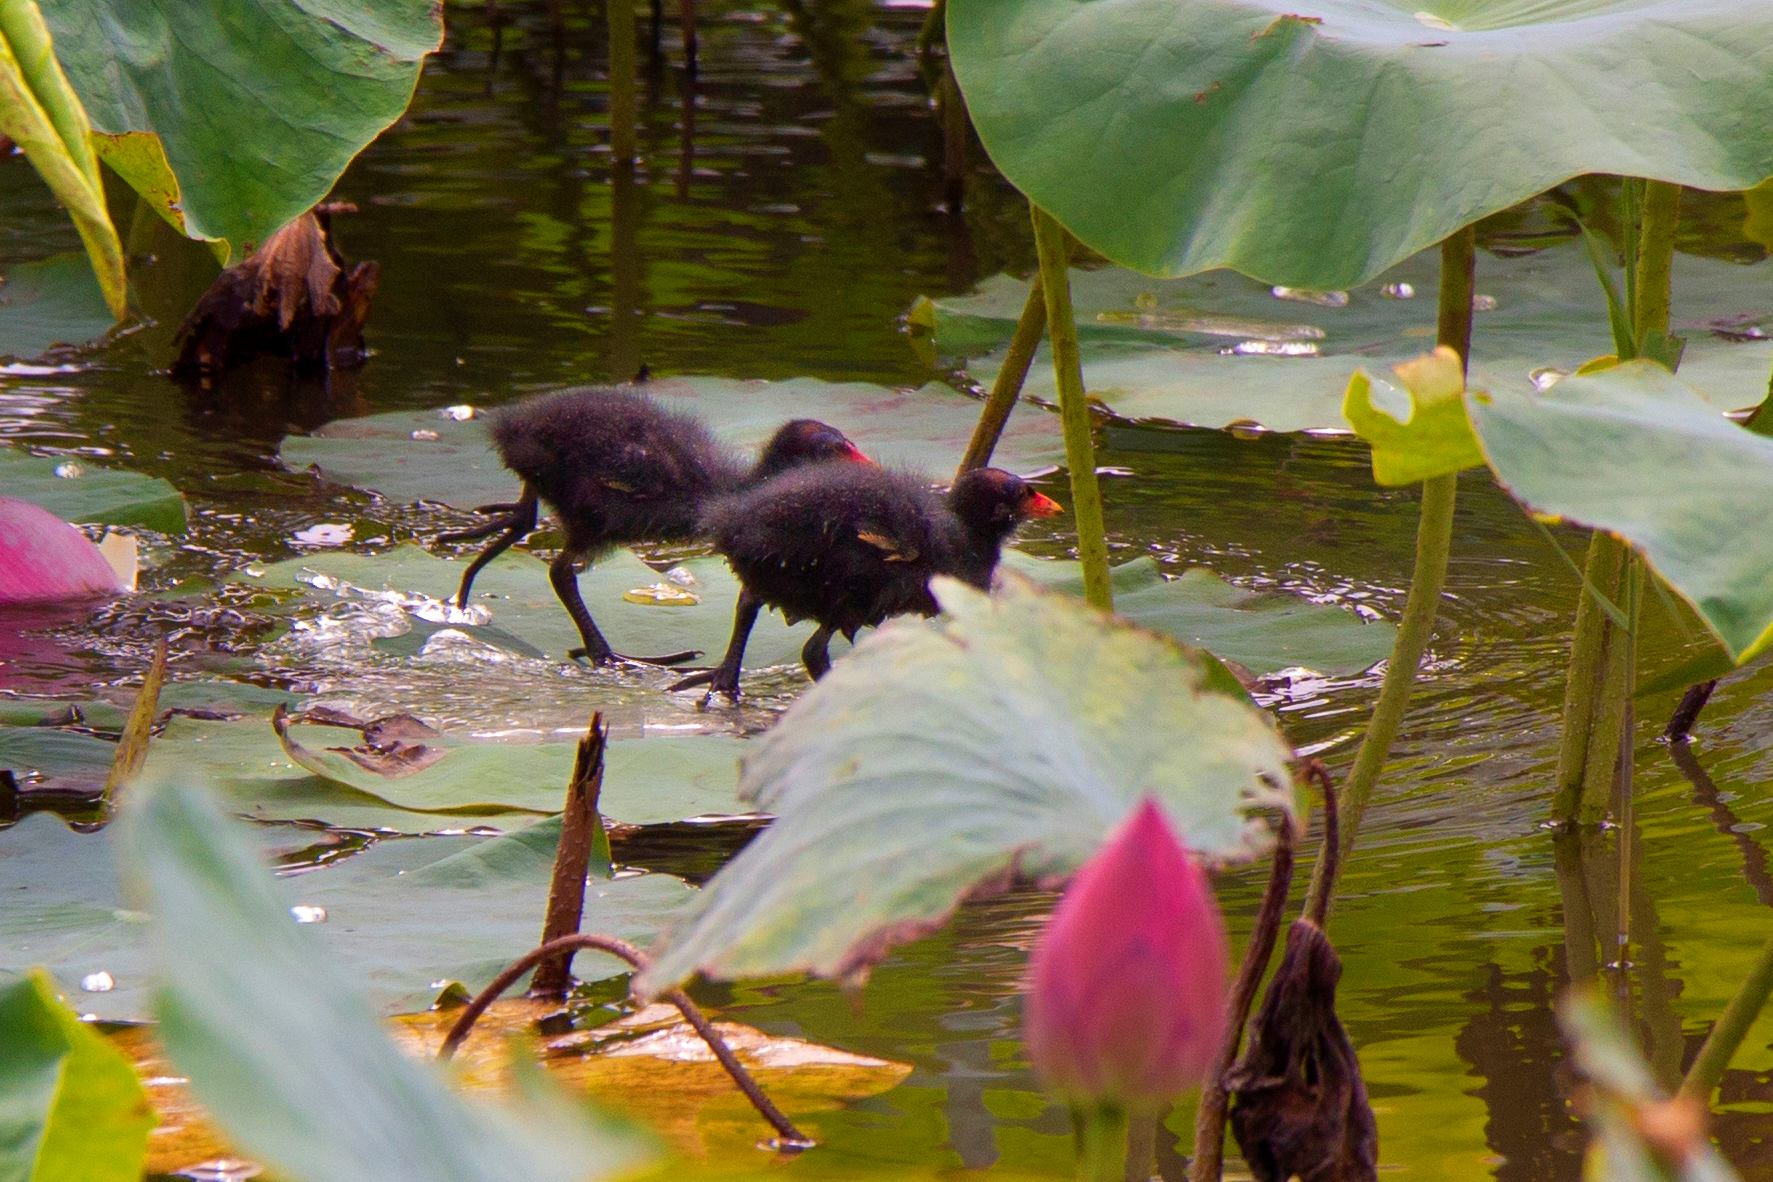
[933, 243, 1773, 433]
[131, 713, 749, 831]
[277, 377, 1066, 510]
[237, 543, 831, 672]
[0, 254, 116, 362]
[393, 999, 913, 1163]
[1471, 359, 1773, 665]
[948, 0, 1773, 287]
[1, 803, 693, 1022]
[1000, 552, 1393, 676]
[638, 574, 1297, 993]
[116, 775, 660, 1182]
[44, 0, 444, 259]
[0, 445, 186, 534]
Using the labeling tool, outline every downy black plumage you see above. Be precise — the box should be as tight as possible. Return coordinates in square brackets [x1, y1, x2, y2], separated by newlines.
[670, 464, 1060, 697]
[436, 386, 870, 665]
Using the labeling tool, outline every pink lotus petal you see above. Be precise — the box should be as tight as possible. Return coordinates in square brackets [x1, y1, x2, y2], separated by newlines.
[1023, 798, 1230, 1108]
[0, 496, 124, 605]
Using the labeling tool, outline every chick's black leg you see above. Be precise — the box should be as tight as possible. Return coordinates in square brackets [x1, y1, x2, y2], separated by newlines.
[801, 623, 836, 681]
[552, 550, 617, 664]
[669, 587, 759, 698]
[441, 488, 538, 608]
[554, 550, 701, 667]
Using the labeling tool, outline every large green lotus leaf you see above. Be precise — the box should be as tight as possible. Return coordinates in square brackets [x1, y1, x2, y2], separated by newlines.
[41, 0, 443, 259]
[0, 254, 116, 362]
[0, 971, 153, 1182]
[238, 543, 826, 670]
[137, 714, 749, 829]
[117, 775, 659, 1182]
[949, 244, 1773, 432]
[2, 802, 691, 1021]
[277, 376, 1066, 509]
[637, 573, 1297, 993]
[1469, 360, 1773, 663]
[999, 552, 1393, 676]
[948, 0, 1773, 288]
[0, 444, 186, 534]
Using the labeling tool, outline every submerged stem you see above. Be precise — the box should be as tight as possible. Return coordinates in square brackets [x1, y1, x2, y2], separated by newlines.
[1031, 204, 1112, 612]
[958, 273, 1046, 477]
[439, 933, 809, 1147]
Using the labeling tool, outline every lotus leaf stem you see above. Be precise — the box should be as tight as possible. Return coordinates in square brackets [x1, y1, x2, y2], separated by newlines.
[1189, 778, 1308, 1182]
[1576, 557, 1640, 825]
[1032, 204, 1111, 611]
[958, 273, 1046, 477]
[609, 0, 637, 165]
[1680, 926, 1773, 1103]
[1555, 180, 1682, 818]
[1070, 1101, 1129, 1182]
[1634, 181, 1681, 344]
[439, 933, 810, 1148]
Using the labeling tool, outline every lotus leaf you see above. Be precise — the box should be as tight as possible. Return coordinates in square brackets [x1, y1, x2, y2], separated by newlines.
[116, 774, 660, 1182]
[637, 573, 1296, 994]
[1469, 360, 1773, 663]
[999, 551, 1393, 676]
[0, 254, 115, 361]
[0, 443, 186, 533]
[277, 376, 1066, 509]
[2, 801, 693, 1022]
[941, 243, 1773, 433]
[1344, 347, 1486, 487]
[41, 0, 443, 259]
[239, 543, 831, 671]
[0, 970, 153, 1182]
[947, 0, 1773, 287]
[129, 713, 751, 831]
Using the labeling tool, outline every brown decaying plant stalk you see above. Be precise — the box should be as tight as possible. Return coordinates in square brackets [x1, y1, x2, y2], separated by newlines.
[437, 933, 810, 1148]
[1188, 761, 1337, 1182]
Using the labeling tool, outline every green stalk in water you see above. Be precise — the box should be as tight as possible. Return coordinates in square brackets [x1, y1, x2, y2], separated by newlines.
[1070, 1103, 1129, 1182]
[1680, 924, 1773, 1103]
[1302, 226, 1472, 919]
[1552, 180, 1681, 824]
[957, 273, 1046, 478]
[1032, 205, 1111, 612]
[609, 0, 637, 165]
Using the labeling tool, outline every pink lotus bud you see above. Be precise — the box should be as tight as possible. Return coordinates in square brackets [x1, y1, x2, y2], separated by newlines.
[1023, 798, 1229, 1108]
[0, 497, 124, 605]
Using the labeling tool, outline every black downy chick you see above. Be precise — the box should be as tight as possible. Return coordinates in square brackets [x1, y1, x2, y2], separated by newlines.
[436, 386, 871, 665]
[669, 464, 1060, 697]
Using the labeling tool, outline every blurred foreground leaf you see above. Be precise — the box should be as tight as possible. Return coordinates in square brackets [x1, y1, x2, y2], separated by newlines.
[639, 574, 1296, 993]
[117, 772, 660, 1182]
[0, 969, 153, 1182]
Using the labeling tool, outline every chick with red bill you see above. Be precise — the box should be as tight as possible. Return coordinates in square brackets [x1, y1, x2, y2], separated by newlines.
[670, 464, 1060, 698]
[438, 386, 872, 666]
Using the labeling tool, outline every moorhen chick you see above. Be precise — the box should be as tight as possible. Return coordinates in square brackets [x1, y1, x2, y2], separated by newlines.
[437, 386, 871, 665]
[670, 464, 1060, 697]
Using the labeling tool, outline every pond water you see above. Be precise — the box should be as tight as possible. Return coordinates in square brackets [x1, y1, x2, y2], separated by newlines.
[6, 2, 1773, 1179]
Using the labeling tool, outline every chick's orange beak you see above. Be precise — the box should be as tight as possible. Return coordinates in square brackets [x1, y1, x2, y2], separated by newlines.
[844, 442, 878, 466]
[1024, 491, 1063, 517]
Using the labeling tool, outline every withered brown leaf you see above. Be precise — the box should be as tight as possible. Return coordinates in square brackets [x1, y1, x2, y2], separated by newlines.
[1226, 918, 1378, 1182]
[171, 204, 378, 380]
